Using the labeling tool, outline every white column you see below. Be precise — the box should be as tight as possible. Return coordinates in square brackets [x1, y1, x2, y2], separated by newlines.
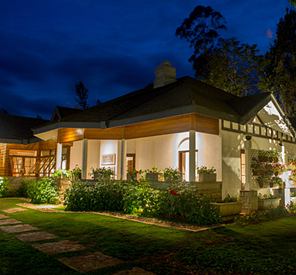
[280, 143, 291, 206]
[117, 140, 122, 180]
[244, 136, 252, 190]
[56, 143, 63, 170]
[189, 130, 196, 182]
[121, 139, 127, 180]
[81, 139, 88, 179]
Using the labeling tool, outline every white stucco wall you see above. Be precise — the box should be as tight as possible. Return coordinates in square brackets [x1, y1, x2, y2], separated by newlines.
[221, 129, 296, 198]
[69, 131, 222, 182]
[69, 140, 83, 170]
[87, 140, 100, 178]
[126, 131, 222, 180]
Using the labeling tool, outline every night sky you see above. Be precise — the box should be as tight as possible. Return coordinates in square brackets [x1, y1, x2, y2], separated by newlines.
[0, 0, 290, 119]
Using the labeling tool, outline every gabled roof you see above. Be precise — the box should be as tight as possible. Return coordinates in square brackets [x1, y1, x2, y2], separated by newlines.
[34, 76, 290, 134]
[0, 113, 48, 144]
[51, 106, 82, 122]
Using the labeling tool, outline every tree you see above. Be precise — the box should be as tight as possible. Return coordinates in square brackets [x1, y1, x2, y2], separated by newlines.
[75, 81, 88, 110]
[176, 5, 261, 96]
[289, 0, 296, 7]
[260, 8, 296, 116]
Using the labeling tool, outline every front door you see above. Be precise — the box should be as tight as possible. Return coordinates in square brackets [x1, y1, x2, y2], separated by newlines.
[178, 150, 198, 181]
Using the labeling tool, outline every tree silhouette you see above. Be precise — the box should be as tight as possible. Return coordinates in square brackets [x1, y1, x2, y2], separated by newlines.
[176, 5, 260, 96]
[75, 81, 88, 110]
[260, 8, 296, 116]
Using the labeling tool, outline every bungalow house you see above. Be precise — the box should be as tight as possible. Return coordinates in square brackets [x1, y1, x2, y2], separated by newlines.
[32, 61, 296, 209]
[0, 62, 294, 209]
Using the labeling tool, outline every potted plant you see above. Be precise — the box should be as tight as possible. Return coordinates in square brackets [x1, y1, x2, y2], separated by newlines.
[145, 167, 161, 182]
[163, 168, 182, 184]
[258, 193, 281, 210]
[197, 166, 217, 182]
[91, 167, 114, 181]
[211, 194, 242, 217]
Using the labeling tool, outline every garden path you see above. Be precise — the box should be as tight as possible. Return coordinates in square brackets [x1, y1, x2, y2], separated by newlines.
[0, 207, 154, 274]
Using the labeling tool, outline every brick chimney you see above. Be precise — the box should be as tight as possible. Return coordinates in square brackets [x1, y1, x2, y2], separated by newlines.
[153, 61, 176, 88]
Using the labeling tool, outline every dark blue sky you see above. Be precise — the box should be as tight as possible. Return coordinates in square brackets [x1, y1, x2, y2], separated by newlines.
[0, 0, 290, 118]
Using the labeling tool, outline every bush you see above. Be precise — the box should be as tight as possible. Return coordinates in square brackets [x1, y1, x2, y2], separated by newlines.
[64, 180, 220, 225]
[123, 183, 160, 216]
[27, 178, 59, 204]
[0, 177, 8, 197]
[65, 180, 126, 211]
[163, 168, 182, 184]
[156, 186, 220, 225]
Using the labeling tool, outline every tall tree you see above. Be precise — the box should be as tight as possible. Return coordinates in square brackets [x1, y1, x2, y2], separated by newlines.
[289, 0, 296, 7]
[176, 5, 260, 96]
[260, 8, 296, 116]
[75, 81, 89, 110]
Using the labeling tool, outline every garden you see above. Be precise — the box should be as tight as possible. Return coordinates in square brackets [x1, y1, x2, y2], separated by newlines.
[1, 160, 296, 227]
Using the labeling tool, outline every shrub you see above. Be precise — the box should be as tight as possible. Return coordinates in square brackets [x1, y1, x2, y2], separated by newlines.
[222, 194, 237, 202]
[0, 177, 8, 197]
[12, 178, 35, 197]
[123, 183, 160, 216]
[156, 186, 220, 225]
[65, 180, 126, 211]
[27, 177, 59, 204]
[163, 168, 182, 184]
[65, 180, 220, 225]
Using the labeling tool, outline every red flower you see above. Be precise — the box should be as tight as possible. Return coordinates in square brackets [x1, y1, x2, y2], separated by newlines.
[169, 189, 178, 196]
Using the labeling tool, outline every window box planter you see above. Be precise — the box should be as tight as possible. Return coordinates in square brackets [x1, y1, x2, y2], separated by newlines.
[199, 173, 217, 182]
[258, 197, 281, 210]
[211, 202, 242, 217]
[272, 188, 282, 197]
[146, 172, 160, 182]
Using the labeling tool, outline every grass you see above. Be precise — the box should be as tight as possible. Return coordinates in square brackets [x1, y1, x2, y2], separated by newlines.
[0, 198, 296, 274]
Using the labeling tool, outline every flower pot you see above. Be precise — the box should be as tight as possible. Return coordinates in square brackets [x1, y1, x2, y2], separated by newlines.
[199, 173, 216, 182]
[258, 198, 281, 210]
[211, 202, 242, 217]
[146, 172, 160, 182]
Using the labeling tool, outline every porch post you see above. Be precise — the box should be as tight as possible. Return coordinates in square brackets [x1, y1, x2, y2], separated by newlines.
[56, 143, 63, 170]
[81, 139, 88, 179]
[240, 135, 258, 214]
[189, 130, 196, 182]
[244, 136, 252, 190]
[121, 139, 127, 180]
[117, 139, 127, 180]
[280, 142, 291, 207]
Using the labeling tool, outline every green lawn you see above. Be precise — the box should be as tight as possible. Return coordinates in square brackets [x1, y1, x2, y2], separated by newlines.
[0, 198, 296, 274]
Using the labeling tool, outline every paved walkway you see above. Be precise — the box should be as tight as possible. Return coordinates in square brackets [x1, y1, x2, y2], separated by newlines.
[0, 207, 154, 274]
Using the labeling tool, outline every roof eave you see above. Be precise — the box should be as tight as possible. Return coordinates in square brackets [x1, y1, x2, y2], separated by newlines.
[33, 121, 106, 135]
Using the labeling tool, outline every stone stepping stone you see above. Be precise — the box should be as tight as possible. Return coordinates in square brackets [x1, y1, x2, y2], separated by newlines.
[32, 240, 85, 255]
[0, 224, 38, 233]
[16, 231, 57, 242]
[113, 268, 155, 275]
[3, 208, 27, 213]
[0, 214, 9, 219]
[59, 251, 123, 273]
[0, 219, 22, 226]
